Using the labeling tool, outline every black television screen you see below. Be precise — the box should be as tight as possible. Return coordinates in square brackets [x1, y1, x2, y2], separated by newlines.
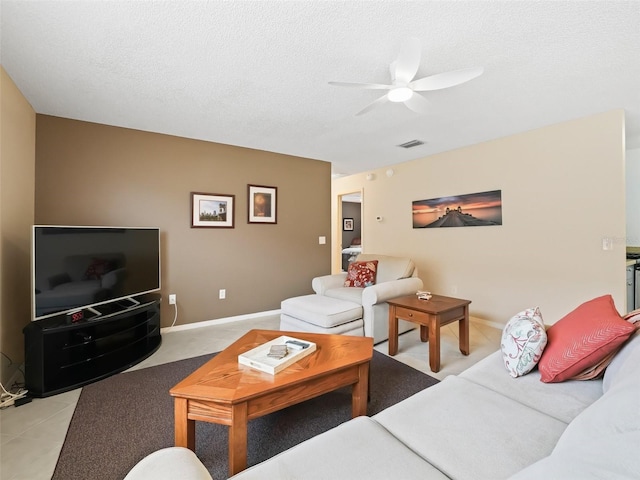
[32, 226, 161, 321]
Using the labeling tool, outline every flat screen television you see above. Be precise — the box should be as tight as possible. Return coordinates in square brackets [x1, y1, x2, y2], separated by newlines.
[32, 225, 161, 321]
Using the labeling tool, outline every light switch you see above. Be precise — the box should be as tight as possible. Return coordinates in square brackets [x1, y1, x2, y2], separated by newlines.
[319, 236, 326, 245]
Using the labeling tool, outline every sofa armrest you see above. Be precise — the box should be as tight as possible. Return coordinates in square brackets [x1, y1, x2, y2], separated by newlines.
[312, 273, 348, 295]
[124, 447, 212, 480]
[362, 277, 424, 306]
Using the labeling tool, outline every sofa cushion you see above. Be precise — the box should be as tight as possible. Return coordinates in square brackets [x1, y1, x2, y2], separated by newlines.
[229, 416, 449, 480]
[344, 260, 378, 287]
[538, 295, 635, 383]
[460, 351, 603, 424]
[554, 381, 640, 457]
[356, 254, 415, 283]
[513, 340, 640, 480]
[323, 286, 364, 304]
[508, 431, 640, 480]
[501, 307, 547, 377]
[373, 376, 567, 479]
[602, 328, 640, 393]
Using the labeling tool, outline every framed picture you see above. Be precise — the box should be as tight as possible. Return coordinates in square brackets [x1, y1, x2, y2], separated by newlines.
[248, 185, 277, 224]
[412, 189, 502, 229]
[343, 218, 354, 231]
[191, 192, 235, 228]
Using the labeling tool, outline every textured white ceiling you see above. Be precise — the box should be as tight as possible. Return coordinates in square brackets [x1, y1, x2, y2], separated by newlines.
[2, 1, 639, 175]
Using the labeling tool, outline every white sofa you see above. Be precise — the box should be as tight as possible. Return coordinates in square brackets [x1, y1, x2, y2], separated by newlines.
[127, 328, 640, 479]
[227, 328, 640, 479]
[281, 254, 423, 344]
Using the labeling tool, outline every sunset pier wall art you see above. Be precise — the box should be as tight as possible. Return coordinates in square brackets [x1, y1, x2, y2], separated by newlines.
[412, 190, 502, 228]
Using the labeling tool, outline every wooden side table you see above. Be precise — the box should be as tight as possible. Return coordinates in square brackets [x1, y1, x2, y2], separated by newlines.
[387, 294, 471, 372]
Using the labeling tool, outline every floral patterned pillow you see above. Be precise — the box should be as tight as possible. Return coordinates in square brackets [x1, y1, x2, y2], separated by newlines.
[501, 307, 547, 378]
[344, 260, 378, 288]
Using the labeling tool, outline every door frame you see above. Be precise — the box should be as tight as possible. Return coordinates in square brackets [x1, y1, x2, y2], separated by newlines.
[335, 189, 363, 273]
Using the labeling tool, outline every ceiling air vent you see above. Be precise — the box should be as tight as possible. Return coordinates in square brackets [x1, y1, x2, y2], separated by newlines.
[397, 139, 424, 149]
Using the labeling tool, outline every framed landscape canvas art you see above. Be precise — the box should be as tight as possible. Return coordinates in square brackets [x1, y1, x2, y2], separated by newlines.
[248, 185, 277, 224]
[191, 192, 235, 228]
[412, 190, 502, 228]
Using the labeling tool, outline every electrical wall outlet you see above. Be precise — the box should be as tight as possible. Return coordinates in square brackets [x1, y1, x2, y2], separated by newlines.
[219, 289, 226, 299]
[169, 294, 176, 305]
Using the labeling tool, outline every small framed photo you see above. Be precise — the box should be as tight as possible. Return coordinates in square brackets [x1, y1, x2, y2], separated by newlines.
[248, 185, 277, 224]
[191, 192, 235, 228]
[343, 218, 354, 231]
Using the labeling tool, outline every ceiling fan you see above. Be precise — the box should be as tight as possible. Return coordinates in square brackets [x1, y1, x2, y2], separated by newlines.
[329, 38, 483, 116]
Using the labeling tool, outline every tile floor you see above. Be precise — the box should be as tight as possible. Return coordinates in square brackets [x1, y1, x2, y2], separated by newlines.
[0, 314, 501, 480]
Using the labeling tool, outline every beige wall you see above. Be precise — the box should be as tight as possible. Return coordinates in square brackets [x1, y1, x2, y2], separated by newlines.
[35, 116, 331, 327]
[1, 67, 36, 379]
[333, 110, 627, 325]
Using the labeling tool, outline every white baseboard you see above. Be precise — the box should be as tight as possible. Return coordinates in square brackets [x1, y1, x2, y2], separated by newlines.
[161, 309, 281, 333]
[471, 316, 504, 331]
[160, 311, 503, 334]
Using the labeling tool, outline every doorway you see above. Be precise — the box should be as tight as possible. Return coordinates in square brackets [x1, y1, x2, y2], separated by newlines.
[338, 191, 363, 272]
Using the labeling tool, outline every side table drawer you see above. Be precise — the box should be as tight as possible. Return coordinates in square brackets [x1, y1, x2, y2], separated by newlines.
[394, 306, 429, 324]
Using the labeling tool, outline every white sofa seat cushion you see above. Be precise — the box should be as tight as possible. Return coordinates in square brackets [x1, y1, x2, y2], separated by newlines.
[373, 376, 567, 480]
[281, 295, 362, 328]
[124, 447, 212, 480]
[229, 416, 449, 480]
[460, 351, 603, 424]
[323, 286, 364, 303]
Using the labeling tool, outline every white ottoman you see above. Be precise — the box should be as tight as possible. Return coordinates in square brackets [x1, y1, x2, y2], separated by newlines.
[280, 294, 364, 336]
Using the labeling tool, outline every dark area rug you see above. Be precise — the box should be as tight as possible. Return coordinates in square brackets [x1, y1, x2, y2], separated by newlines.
[53, 350, 438, 480]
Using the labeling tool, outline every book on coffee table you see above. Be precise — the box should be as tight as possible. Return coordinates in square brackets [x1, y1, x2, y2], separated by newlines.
[238, 335, 317, 374]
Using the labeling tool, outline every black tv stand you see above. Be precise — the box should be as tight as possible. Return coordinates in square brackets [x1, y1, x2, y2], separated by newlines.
[23, 294, 161, 397]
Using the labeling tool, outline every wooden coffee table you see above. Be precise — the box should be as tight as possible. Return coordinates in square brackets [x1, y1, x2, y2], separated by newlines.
[387, 294, 471, 372]
[169, 329, 373, 476]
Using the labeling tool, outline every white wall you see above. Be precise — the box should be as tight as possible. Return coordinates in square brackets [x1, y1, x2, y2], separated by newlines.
[333, 110, 626, 325]
[626, 147, 640, 246]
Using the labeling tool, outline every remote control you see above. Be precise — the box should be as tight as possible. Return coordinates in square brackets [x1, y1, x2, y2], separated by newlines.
[285, 340, 309, 350]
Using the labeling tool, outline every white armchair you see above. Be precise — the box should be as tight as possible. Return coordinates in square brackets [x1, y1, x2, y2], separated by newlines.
[311, 254, 423, 343]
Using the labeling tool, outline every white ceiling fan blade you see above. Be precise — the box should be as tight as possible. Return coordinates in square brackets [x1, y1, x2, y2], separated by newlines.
[355, 94, 389, 116]
[403, 93, 430, 114]
[409, 66, 484, 91]
[391, 37, 421, 84]
[329, 81, 392, 90]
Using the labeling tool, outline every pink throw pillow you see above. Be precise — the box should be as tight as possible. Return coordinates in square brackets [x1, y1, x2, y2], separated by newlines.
[538, 295, 636, 383]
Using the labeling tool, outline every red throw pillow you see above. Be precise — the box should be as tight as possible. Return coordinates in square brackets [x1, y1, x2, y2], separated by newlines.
[538, 295, 636, 383]
[344, 260, 378, 288]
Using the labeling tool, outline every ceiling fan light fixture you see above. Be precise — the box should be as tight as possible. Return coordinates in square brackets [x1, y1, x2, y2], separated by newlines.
[387, 87, 413, 103]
